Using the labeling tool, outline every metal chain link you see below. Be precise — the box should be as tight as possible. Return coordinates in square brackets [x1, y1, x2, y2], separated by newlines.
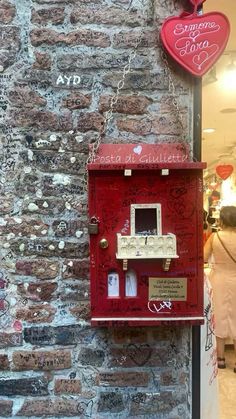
[82, 35, 191, 192]
[161, 49, 186, 137]
[82, 31, 144, 192]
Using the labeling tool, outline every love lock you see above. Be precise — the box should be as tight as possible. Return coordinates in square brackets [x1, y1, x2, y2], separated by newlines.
[88, 216, 99, 235]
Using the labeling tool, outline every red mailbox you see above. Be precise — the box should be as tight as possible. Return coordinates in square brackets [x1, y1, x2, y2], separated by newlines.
[88, 144, 206, 326]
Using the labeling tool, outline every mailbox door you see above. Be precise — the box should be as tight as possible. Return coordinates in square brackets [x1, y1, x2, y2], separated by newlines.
[89, 167, 204, 326]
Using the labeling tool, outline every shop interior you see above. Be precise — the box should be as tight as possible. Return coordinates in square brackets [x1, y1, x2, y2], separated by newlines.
[202, 0, 236, 418]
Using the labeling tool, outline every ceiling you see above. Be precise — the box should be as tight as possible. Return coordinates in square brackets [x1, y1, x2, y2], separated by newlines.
[202, 0, 236, 175]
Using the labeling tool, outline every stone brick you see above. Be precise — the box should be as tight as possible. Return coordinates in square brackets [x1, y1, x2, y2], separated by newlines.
[0, 299, 5, 310]
[53, 73, 93, 89]
[109, 345, 173, 368]
[0, 1, 16, 24]
[160, 370, 177, 386]
[99, 95, 151, 115]
[52, 220, 87, 239]
[57, 52, 151, 71]
[98, 392, 124, 413]
[129, 391, 187, 415]
[102, 70, 168, 91]
[54, 378, 82, 394]
[0, 400, 13, 416]
[24, 324, 93, 346]
[0, 377, 49, 396]
[20, 69, 52, 86]
[15, 304, 56, 323]
[30, 28, 110, 47]
[0, 332, 22, 348]
[13, 173, 40, 197]
[0, 26, 20, 51]
[112, 328, 148, 344]
[151, 326, 183, 342]
[17, 281, 58, 302]
[97, 371, 149, 387]
[22, 131, 89, 153]
[23, 326, 54, 345]
[0, 217, 49, 237]
[117, 114, 183, 136]
[61, 281, 89, 301]
[22, 198, 66, 216]
[12, 350, 71, 371]
[21, 150, 87, 175]
[62, 92, 92, 110]
[11, 239, 89, 259]
[0, 196, 14, 215]
[9, 110, 72, 131]
[113, 29, 157, 49]
[78, 347, 105, 367]
[69, 301, 90, 321]
[0, 49, 16, 69]
[0, 354, 9, 370]
[16, 398, 84, 417]
[159, 94, 188, 115]
[42, 175, 83, 197]
[15, 259, 59, 280]
[62, 259, 89, 280]
[33, 51, 52, 70]
[31, 7, 65, 25]
[77, 112, 104, 132]
[70, 6, 152, 26]
[23, 131, 85, 152]
[8, 86, 47, 108]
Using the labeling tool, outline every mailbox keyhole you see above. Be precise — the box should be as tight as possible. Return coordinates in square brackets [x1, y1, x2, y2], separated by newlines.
[108, 271, 119, 297]
[125, 269, 137, 297]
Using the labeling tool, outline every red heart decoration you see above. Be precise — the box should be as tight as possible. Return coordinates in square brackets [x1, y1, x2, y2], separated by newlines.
[161, 12, 230, 77]
[216, 164, 234, 180]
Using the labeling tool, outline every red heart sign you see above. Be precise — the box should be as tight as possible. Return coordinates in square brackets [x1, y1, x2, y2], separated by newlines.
[161, 12, 230, 77]
[216, 164, 234, 180]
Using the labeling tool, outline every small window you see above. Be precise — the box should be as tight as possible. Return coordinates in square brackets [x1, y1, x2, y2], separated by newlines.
[108, 271, 119, 297]
[130, 204, 162, 236]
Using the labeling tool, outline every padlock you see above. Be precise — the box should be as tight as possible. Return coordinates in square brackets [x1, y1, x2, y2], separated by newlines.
[88, 216, 99, 235]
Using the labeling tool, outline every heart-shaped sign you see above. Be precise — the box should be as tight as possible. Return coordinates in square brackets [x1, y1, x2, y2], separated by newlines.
[216, 164, 234, 180]
[161, 12, 230, 77]
[133, 145, 142, 155]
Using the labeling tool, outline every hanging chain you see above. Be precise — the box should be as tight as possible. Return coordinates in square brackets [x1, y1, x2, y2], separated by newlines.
[82, 31, 144, 192]
[82, 35, 191, 192]
[161, 48, 197, 162]
[161, 49, 186, 140]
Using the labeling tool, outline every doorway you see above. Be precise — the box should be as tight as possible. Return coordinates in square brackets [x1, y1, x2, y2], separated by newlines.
[202, 1, 236, 419]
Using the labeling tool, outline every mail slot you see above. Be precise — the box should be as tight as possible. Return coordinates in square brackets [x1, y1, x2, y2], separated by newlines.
[88, 144, 206, 326]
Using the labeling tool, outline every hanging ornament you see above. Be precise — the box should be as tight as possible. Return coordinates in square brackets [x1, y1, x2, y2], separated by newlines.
[160, 0, 230, 77]
[216, 164, 234, 180]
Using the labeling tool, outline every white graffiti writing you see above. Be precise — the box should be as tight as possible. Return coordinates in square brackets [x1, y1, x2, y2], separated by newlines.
[148, 299, 172, 313]
[56, 75, 81, 86]
[174, 21, 220, 36]
[174, 22, 221, 70]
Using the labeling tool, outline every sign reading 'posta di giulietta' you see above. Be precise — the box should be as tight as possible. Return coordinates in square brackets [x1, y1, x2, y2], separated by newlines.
[160, 0, 230, 77]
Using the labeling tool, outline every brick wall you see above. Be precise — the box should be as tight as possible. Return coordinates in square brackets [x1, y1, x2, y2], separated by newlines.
[0, 0, 195, 417]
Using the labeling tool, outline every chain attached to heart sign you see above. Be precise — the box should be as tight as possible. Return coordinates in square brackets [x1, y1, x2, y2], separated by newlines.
[160, 0, 230, 77]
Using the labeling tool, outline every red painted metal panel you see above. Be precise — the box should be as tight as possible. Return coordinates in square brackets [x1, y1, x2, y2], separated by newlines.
[88, 145, 206, 326]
